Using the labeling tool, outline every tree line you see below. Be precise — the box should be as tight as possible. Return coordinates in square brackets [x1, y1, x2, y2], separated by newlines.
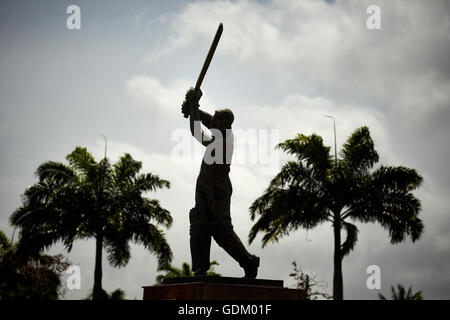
[1, 126, 424, 300]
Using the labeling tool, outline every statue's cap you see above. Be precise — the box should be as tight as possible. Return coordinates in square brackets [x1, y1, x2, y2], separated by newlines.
[217, 108, 234, 125]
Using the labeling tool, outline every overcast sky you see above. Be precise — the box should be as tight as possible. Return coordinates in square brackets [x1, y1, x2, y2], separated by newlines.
[1, 0, 449, 300]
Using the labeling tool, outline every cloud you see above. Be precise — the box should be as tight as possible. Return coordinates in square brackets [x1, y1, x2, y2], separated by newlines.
[125, 75, 216, 119]
[145, 0, 450, 129]
[231, 92, 394, 171]
[146, 0, 355, 66]
[125, 76, 188, 115]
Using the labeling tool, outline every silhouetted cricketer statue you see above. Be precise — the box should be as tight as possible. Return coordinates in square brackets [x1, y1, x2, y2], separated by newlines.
[181, 88, 260, 278]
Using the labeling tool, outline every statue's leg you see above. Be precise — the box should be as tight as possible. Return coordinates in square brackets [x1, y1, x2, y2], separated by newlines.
[211, 223, 259, 278]
[189, 207, 212, 276]
[210, 176, 259, 278]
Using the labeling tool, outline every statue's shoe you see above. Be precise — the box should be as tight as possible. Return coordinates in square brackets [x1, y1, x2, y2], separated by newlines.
[244, 255, 260, 279]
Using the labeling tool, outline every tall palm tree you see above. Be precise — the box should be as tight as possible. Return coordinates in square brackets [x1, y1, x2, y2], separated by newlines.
[10, 146, 173, 300]
[378, 284, 423, 300]
[249, 126, 423, 300]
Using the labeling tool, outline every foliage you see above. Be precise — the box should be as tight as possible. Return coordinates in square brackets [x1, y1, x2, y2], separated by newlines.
[156, 260, 221, 284]
[84, 288, 126, 300]
[0, 230, 70, 300]
[289, 260, 331, 300]
[108, 288, 126, 300]
[378, 284, 423, 300]
[249, 126, 423, 299]
[10, 146, 173, 299]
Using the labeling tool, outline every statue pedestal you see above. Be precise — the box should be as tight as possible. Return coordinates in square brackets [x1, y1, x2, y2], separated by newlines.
[142, 276, 305, 300]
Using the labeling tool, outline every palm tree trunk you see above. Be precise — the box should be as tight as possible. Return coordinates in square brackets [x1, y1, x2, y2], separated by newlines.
[333, 216, 344, 300]
[92, 232, 104, 300]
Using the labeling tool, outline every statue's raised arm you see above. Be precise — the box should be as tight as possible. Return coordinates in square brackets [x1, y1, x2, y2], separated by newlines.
[181, 87, 213, 147]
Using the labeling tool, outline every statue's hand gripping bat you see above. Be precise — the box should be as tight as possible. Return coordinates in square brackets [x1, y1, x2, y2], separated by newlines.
[182, 23, 223, 118]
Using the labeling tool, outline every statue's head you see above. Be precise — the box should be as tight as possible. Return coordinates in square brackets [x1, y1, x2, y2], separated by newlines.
[211, 108, 234, 130]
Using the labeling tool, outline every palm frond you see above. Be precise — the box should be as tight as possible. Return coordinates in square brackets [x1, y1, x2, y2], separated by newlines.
[0, 229, 12, 251]
[65, 146, 97, 177]
[340, 221, 358, 258]
[378, 293, 387, 300]
[134, 224, 173, 269]
[249, 185, 329, 246]
[36, 161, 77, 185]
[345, 165, 423, 243]
[144, 199, 173, 228]
[270, 161, 325, 195]
[341, 126, 379, 173]
[113, 153, 143, 182]
[15, 224, 62, 258]
[392, 285, 399, 300]
[104, 235, 132, 268]
[277, 133, 332, 174]
[382, 284, 423, 300]
[373, 166, 423, 192]
[410, 291, 423, 300]
[133, 173, 170, 193]
[181, 262, 193, 277]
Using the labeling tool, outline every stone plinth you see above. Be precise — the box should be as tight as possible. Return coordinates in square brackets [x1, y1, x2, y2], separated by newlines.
[142, 277, 305, 300]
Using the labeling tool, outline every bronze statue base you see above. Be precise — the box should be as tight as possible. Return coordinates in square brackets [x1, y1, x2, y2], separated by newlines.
[142, 277, 305, 300]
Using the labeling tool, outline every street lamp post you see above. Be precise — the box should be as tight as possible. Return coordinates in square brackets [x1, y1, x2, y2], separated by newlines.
[324, 115, 337, 165]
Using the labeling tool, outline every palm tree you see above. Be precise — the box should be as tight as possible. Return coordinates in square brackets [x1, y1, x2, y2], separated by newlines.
[249, 126, 423, 300]
[156, 260, 221, 284]
[84, 288, 127, 300]
[10, 146, 173, 300]
[0, 230, 70, 299]
[378, 284, 423, 300]
[108, 288, 126, 300]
